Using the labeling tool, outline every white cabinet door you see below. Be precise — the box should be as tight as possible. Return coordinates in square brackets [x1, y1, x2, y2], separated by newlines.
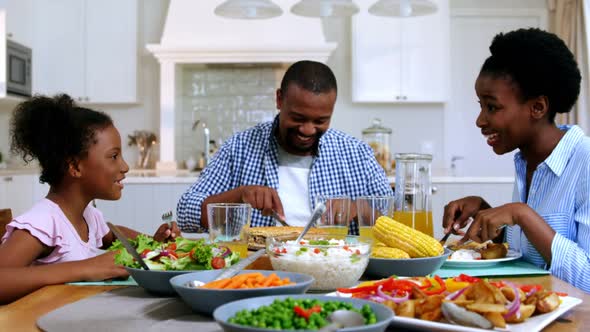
[32, 0, 137, 104]
[2, 174, 33, 216]
[5, 0, 33, 47]
[85, 0, 137, 103]
[95, 182, 193, 236]
[32, 0, 85, 99]
[352, 0, 449, 103]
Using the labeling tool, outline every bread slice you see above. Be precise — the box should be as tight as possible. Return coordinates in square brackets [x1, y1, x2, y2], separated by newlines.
[245, 226, 328, 250]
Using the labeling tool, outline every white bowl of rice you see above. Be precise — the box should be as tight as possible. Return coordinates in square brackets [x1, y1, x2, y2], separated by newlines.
[266, 234, 372, 291]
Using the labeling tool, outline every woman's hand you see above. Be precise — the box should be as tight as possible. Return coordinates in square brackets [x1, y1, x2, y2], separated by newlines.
[79, 251, 129, 281]
[442, 196, 490, 235]
[153, 221, 181, 242]
[461, 202, 527, 243]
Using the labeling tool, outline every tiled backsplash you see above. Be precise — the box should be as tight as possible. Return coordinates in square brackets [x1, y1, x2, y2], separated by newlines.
[176, 65, 280, 166]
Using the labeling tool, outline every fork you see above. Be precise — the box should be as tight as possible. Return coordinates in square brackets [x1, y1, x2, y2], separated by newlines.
[161, 210, 173, 227]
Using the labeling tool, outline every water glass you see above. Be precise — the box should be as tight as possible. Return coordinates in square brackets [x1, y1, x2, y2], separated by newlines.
[314, 195, 351, 236]
[207, 203, 251, 258]
[355, 196, 395, 241]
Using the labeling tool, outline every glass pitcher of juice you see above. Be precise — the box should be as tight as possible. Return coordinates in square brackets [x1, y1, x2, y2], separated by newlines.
[393, 153, 434, 236]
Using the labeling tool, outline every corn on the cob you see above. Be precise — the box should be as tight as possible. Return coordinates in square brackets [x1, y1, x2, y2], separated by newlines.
[373, 216, 444, 258]
[371, 246, 410, 259]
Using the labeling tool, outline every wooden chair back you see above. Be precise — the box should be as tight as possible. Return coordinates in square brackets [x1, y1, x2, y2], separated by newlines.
[0, 209, 12, 240]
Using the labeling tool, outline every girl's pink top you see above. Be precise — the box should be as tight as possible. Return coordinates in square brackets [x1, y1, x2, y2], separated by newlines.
[1, 198, 109, 264]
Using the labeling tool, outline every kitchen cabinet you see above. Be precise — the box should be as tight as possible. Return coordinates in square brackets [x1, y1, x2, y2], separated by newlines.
[0, 174, 48, 216]
[4, 0, 33, 47]
[95, 183, 192, 235]
[32, 0, 137, 104]
[351, 0, 449, 103]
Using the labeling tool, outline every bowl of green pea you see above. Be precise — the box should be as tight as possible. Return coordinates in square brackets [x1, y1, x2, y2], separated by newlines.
[213, 294, 394, 332]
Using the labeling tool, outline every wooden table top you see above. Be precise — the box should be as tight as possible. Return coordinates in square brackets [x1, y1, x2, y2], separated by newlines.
[0, 272, 587, 331]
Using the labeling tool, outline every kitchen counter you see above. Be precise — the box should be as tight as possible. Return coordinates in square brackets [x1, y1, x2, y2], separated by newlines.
[0, 168, 514, 184]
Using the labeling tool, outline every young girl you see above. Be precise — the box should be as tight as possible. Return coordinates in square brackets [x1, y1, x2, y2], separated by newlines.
[442, 28, 590, 292]
[0, 95, 180, 303]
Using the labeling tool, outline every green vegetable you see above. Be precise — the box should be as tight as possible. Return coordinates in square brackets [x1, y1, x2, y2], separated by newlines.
[228, 298, 377, 330]
[308, 240, 330, 245]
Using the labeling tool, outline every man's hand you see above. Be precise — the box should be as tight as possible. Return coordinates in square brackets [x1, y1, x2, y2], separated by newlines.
[239, 185, 285, 219]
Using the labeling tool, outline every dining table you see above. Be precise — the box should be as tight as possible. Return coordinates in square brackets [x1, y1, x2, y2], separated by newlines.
[0, 256, 588, 332]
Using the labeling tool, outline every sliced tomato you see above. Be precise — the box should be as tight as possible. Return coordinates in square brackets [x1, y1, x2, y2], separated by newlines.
[141, 249, 151, 256]
[166, 243, 177, 251]
[211, 256, 226, 269]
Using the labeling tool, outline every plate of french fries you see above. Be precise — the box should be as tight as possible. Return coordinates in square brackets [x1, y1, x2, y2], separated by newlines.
[332, 275, 582, 332]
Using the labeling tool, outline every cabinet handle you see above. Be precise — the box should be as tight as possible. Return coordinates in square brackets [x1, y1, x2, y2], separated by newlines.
[402, 96, 408, 100]
[432, 186, 438, 194]
[3, 176, 13, 182]
[395, 96, 400, 100]
[7, 33, 13, 38]
[85, 97, 90, 102]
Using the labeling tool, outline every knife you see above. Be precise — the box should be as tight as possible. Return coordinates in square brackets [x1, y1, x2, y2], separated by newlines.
[213, 248, 266, 281]
[107, 222, 150, 271]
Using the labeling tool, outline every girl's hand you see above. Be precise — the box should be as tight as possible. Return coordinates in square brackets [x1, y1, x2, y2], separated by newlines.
[153, 221, 181, 242]
[79, 251, 129, 281]
[442, 196, 490, 236]
[461, 202, 528, 243]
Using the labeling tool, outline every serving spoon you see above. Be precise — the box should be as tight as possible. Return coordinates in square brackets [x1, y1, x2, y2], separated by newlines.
[295, 201, 327, 243]
[318, 310, 365, 332]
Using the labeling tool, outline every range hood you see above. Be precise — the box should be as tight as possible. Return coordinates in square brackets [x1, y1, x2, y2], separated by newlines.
[147, 0, 338, 171]
[147, 0, 337, 63]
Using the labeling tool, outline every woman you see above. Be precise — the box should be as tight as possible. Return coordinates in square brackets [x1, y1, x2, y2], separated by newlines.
[442, 28, 590, 292]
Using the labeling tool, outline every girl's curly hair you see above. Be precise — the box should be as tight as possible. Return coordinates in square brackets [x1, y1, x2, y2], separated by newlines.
[9, 94, 113, 186]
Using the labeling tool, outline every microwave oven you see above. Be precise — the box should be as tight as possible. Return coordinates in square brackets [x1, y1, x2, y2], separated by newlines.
[6, 40, 32, 97]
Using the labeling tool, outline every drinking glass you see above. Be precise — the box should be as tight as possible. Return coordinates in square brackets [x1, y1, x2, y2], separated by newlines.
[314, 195, 351, 236]
[207, 203, 251, 258]
[355, 196, 395, 241]
[394, 153, 434, 236]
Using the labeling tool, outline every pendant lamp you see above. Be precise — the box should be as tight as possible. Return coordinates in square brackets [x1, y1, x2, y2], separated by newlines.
[290, 0, 360, 18]
[214, 0, 283, 19]
[368, 0, 437, 17]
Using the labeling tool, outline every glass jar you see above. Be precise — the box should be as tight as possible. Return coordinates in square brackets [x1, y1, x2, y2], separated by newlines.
[393, 153, 433, 236]
[362, 118, 392, 174]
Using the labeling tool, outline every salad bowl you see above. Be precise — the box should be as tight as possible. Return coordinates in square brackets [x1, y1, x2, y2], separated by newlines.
[170, 270, 314, 315]
[109, 235, 241, 295]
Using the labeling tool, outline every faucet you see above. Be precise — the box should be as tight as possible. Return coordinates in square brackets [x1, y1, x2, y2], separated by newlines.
[192, 120, 210, 167]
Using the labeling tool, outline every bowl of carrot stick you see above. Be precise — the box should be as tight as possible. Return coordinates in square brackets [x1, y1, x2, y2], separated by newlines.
[169, 270, 314, 315]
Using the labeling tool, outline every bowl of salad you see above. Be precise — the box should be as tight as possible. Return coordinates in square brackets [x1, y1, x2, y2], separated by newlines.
[109, 235, 240, 295]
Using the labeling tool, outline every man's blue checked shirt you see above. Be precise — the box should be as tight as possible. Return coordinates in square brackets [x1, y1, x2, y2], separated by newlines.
[177, 117, 393, 233]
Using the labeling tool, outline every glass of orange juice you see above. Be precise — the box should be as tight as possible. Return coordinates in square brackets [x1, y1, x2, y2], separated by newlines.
[355, 196, 395, 241]
[206, 203, 251, 258]
[314, 195, 351, 236]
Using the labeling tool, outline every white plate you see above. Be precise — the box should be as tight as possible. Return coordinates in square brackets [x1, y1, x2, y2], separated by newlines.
[443, 250, 522, 268]
[328, 291, 582, 332]
[391, 295, 582, 332]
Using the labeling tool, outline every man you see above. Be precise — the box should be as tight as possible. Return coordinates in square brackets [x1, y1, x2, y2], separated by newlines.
[177, 60, 393, 232]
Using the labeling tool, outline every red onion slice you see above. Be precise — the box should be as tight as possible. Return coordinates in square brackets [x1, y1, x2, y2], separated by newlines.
[377, 285, 409, 303]
[503, 281, 521, 319]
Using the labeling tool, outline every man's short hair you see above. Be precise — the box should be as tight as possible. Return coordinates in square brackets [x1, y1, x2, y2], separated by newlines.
[279, 60, 337, 97]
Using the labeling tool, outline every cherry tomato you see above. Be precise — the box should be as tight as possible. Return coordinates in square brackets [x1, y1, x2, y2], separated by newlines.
[211, 256, 226, 269]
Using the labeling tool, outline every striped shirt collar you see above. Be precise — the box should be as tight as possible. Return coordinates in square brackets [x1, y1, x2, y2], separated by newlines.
[514, 125, 585, 177]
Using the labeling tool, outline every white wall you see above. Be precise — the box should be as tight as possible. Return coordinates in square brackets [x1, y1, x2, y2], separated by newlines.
[0, 0, 549, 175]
